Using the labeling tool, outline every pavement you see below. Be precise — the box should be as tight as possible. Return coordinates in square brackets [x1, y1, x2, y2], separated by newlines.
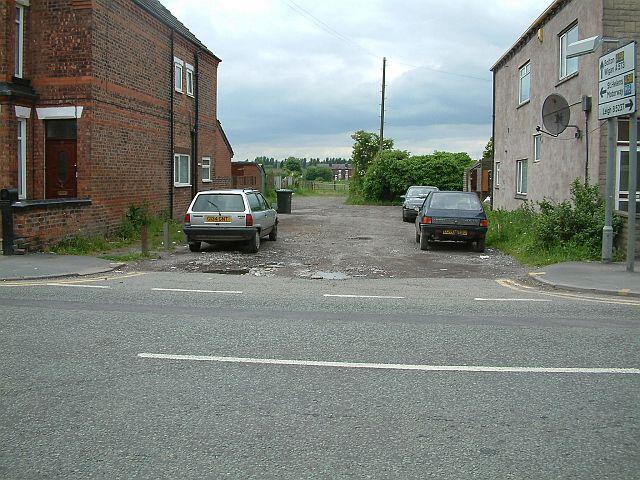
[1, 253, 639, 297]
[0, 254, 121, 281]
[529, 261, 640, 297]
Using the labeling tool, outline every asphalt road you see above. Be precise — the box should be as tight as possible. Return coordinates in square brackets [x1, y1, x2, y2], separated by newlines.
[1, 272, 638, 479]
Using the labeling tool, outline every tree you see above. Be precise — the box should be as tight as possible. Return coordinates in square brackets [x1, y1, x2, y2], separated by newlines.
[350, 131, 394, 177]
[281, 157, 302, 174]
[303, 165, 333, 181]
[482, 137, 493, 160]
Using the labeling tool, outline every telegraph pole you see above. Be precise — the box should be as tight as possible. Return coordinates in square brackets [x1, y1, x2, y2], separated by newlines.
[379, 56, 386, 153]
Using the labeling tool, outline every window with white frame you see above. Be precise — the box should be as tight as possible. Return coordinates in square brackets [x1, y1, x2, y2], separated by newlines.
[616, 147, 640, 212]
[201, 156, 211, 182]
[15, 4, 25, 78]
[516, 159, 528, 195]
[186, 64, 194, 97]
[533, 134, 542, 162]
[494, 162, 500, 187]
[559, 23, 579, 79]
[174, 154, 190, 186]
[17, 118, 27, 199]
[519, 62, 530, 104]
[174, 58, 184, 93]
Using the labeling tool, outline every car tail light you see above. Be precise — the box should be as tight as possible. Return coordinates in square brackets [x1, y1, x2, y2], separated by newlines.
[246, 213, 254, 226]
[480, 219, 488, 228]
[421, 216, 432, 224]
[184, 213, 190, 223]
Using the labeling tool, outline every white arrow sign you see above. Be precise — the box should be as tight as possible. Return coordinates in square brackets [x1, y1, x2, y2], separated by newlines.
[599, 42, 635, 82]
[599, 97, 635, 120]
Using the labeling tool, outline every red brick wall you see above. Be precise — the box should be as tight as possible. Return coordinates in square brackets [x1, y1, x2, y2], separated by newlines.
[215, 125, 233, 181]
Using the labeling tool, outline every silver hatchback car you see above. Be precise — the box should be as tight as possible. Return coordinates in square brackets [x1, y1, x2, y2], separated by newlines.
[183, 189, 278, 253]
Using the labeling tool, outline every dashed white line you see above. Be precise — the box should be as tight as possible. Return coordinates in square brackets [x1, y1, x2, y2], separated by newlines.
[137, 353, 640, 375]
[45, 283, 111, 289]
[323, 294, 405, 299]
[474, 298, 551, 302]
[151, 288, 243, 294]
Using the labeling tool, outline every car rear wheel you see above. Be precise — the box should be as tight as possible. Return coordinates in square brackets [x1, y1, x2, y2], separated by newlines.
[402, 209, 410, 222]
[247, 231, 260, 253]
[419, 229, 430, 250]
[474, 237, 486, 253]
[188, 241, 201, 252]
[415, 229, 420, 243]
[268, 223, 278, 241]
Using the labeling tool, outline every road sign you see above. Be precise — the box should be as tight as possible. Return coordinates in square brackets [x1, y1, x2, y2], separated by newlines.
[598, 42, 636, 120]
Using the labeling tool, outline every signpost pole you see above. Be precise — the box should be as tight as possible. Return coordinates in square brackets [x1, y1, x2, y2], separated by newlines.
[603, 117, 616, 263]
[627, 111, 637, 271]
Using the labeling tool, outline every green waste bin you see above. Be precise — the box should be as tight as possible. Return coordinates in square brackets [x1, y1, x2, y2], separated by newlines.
[276, 189, 293, 214]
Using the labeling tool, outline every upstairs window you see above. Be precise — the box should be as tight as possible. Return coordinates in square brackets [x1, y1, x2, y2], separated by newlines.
[15, 4, 25, 78]
[559, 23, 579, 79]
[186, 64, 194, 97]
[519, 62, 530, 104]
[533, 134, 542, 162]
[174, 58, 184, 93]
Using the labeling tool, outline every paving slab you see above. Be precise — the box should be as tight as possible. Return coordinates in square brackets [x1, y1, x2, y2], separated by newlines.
[0, 254, 121, 281]
[529, 261, 640, 297]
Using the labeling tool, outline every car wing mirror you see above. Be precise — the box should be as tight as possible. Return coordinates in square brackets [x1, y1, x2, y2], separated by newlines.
[400, 195, 406, 200]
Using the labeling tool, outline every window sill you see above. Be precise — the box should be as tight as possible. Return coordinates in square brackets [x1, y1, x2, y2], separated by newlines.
[174, 183, 191, 188]
[517, 99, 530, 109]
[11, 198, 92, 209]
[175, 89, 183, 94]
[514, 194, 528, 200]
[202, 179, 212, 183]
[556, 71, 578, 87]
[187, 92, 194, 98]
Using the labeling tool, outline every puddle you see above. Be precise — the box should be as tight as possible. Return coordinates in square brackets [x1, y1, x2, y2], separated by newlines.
[203, 268, 250, 275]
[310, 271, 350, 280]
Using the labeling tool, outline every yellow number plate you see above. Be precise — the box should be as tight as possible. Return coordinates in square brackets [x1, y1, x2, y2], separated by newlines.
[442, 229, 468, 236]
[205, 216, 231, 223]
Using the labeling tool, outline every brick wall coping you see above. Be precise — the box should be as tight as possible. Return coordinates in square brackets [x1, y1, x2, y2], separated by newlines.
[12, 198, 92, 210]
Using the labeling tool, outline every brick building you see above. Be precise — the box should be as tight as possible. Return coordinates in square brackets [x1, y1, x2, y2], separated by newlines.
[491, 0, 639, 254]
[231, 162, 266, 193]
[0, 0, 233, 250]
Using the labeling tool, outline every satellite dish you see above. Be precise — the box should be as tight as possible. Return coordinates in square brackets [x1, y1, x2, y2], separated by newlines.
[542, 94, 570, 135]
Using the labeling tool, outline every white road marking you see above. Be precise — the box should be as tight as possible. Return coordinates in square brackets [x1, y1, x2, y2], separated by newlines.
[474, 298, 551, 302]
[45, 283, 111, 289]
[151, 288, 243, 294]
[323, 294, 405, 299]
[497, 279, 640, 306]
[137, 353, 640, 375]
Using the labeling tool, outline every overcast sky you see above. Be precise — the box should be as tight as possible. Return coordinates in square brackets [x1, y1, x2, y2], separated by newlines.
[159, 0, 550, 161]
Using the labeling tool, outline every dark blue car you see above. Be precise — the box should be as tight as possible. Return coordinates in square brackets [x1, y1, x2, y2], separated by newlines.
[415, 191, 488, 252]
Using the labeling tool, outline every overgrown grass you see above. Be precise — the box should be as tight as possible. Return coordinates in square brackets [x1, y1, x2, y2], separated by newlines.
[486, 181, 622, 266]
[50, 206, 184, 258]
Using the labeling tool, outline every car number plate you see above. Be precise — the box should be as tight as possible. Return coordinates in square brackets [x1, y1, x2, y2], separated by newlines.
[442, 229, 468, 235]
[205, 216, 231, 223]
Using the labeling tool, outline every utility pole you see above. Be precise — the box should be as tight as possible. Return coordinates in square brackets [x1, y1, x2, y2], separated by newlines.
[379, 56, 386, 154]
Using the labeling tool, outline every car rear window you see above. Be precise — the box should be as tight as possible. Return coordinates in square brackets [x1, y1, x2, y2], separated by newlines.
[407, 187, 435, 196]
[191, 194, 245, 212]
[429, 193, 482, 211]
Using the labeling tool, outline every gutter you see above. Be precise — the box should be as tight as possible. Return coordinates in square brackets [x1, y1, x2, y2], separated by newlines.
[169, 30, 174, 219]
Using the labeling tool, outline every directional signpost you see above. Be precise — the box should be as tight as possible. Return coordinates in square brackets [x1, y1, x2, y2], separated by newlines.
[598, 42, 636, 119]
[598, 42, 637, 270]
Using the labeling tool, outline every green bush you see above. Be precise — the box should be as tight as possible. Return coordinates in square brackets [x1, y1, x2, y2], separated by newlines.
[486, 181, 622, 265]
[359, 150, 474, 201]
[303, 165, 333, 181]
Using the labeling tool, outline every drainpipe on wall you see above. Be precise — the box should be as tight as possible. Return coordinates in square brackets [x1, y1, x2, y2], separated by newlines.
[169, 30, 175, 219]
[191, 50, 200, 200]
[490, 69, 496, 210]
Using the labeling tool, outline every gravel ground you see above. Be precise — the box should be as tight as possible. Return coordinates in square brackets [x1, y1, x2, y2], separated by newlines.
[129, 195, 528, 280]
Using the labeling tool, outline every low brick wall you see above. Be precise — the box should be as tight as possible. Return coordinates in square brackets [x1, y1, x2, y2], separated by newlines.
[12, 199, 97, 251]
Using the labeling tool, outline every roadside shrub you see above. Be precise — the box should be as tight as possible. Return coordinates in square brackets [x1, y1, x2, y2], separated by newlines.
[536, 180, 620, 256]
[303, 165, 333, 181]
[117, 202, 151, 238]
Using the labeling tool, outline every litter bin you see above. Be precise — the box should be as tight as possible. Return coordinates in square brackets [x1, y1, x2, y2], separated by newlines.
[276, 189, 293, 214]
